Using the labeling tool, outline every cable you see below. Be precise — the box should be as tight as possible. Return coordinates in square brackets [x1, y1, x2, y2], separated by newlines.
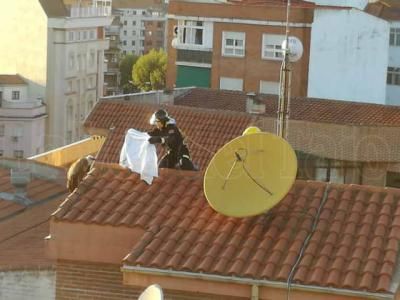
[0, 218, 50, 246]
[285, 182, 331, 300]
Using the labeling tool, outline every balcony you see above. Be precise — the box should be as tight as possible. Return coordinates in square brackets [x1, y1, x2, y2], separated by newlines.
[70, 6, 111, 18]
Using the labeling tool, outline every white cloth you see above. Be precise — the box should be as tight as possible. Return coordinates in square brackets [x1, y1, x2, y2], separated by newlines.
[119, 129, 158, 184]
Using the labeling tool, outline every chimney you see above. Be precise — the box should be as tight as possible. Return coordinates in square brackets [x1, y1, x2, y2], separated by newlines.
[11, 169, 32, 205]
[246, 92, 265, 114]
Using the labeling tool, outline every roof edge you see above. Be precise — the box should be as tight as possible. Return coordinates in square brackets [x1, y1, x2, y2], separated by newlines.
[121, 265, 395, 299]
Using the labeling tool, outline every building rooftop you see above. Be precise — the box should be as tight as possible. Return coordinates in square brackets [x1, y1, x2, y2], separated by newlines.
[84, 101, 255, 169]
[0, 74, 26, 86]
[227, 0, 315, 8]
[52, 163, 400, 294]
[0, 160, 67, 270]
[175, 88, 400, 127]
[365, 0, 400, 21]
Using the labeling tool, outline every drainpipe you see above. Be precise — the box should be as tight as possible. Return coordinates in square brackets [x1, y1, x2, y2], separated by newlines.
[251, 284, 259, 300]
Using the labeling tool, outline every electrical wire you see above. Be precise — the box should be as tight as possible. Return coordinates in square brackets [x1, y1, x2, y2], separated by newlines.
[285, 183, 331, 300]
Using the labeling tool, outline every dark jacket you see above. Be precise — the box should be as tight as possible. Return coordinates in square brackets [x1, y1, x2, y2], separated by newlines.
[148, 121, 192, 169]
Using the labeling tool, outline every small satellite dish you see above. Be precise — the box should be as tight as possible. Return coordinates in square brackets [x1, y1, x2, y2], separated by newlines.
[281, 36, 303, 62]
[204, 131, 297, 217]
[138, 284, 163, 300]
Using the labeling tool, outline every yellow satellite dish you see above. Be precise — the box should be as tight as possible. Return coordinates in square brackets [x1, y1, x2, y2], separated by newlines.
[204, 131, 297, 217]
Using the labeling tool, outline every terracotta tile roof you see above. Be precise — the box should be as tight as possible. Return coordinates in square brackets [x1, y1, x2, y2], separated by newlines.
[0, 167, 67, 270]
[53, 165, 400, 294]
[84, 101, 255, 169]
[365, 0, 400, 21]
[175, 88, 400, 127]
[0, 74, 26, 85]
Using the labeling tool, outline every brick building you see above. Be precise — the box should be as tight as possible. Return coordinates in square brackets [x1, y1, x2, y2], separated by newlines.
[166, 0, 314, 96]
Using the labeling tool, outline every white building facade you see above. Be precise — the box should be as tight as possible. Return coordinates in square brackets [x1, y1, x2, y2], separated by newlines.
[42, 0, 113, 148]
[119, 8, 166, 56]
[307, 6, 389, 104]
[0, 75, 46, 158]
[386, 20, 400, 105]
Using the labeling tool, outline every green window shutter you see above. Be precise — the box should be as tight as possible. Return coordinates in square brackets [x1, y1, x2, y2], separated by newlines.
[176, 65, 210, 88]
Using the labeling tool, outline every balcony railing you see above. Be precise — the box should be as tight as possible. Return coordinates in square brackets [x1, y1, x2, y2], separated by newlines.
[70, 6, 112, 18]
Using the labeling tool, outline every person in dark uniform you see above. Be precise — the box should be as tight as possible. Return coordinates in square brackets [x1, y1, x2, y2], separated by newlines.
[148, 109, 195, 170]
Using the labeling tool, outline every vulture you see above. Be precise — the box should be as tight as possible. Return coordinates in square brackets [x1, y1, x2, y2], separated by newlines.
[67, 155, 95, 193]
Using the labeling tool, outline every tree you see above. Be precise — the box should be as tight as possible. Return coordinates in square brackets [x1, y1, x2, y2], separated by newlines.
[119, 53, 138, 93]
[132, 49, 167, 91]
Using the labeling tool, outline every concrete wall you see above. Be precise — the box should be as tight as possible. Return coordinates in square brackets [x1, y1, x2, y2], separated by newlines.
[386, 20, 400, 106]
[0, 0, 47, 100]
[307, 8, 389, 104]
[0, 269, 55, 300]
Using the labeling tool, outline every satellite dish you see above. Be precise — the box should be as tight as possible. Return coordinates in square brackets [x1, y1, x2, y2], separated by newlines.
[281, 36, 303, 62]
[138, 284, 163, 300]
[204, 131, 297, 217]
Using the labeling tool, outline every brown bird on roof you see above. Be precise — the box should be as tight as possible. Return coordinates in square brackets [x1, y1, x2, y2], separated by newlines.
[67, 155, 95, 193]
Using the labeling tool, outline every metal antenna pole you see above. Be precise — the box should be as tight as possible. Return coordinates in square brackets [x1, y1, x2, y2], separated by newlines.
[277, 0, 292, 140]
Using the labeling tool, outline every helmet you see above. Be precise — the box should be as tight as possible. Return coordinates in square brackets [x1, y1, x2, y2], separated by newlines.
[150, 109, 169, 125]
[242, 126, 261, 136]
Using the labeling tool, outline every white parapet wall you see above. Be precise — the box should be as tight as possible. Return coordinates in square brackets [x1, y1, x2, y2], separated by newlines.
[307, 8, 389, 104]
[0, 270, 56, 300]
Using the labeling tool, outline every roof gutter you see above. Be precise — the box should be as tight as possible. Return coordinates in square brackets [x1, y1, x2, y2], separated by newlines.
[122, 265, 394, 300]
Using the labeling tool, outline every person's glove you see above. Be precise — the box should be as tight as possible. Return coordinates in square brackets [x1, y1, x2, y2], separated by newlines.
[148, 136, 165, 144]
[148, 136, 159, 144]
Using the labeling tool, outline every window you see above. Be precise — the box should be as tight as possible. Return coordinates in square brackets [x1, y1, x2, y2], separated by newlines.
[132, 30, 136, 36]
[132, 21, 136, 26]
[76, 31, 81, 41]
[69, 53, 75, 70]
[83, 30, 88, 40]
[387, 67, 400, 85]
[90, 51, 96, 66]
[13, 150, 24, 159]
[140, 40, 144, 47]
[68, 31, 74, 41]
[12, 91, 20, 100]
[219, 77, 243, 91]
[0, 91, 2, 100]
[390, 28, 400, 46]
[124, 20, 127, 26]
[260, 81, 279, 95]
[66, 130, 73, 144]
[222, 32, 245, 57]
[124, 30, 127, 36]
[0, 150, 3, 157]
[179, 20, 204, 46]
[132, 40, 135, 46]
[386, 171, 400, 188]
[0, 125, 4, 137]
[89, 30, 95, 40]
[67, 80, 73, 93]
[123, 40, 127, 46]
[141, 21, 145, 27]
[262, 34, 284, 60]
[157, 21, 163, 28]
[140, 30, 145, 37]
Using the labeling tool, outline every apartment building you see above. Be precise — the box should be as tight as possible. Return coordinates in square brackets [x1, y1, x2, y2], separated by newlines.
[118, 7, 166, 57]
[166, 0, 314, 96]
[0, 75, 46, 158]
[39, 0, 113, 148]
[366, 0, 400, 105]
[104, 13, 122, 96]
[0, 0, 113, 150]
